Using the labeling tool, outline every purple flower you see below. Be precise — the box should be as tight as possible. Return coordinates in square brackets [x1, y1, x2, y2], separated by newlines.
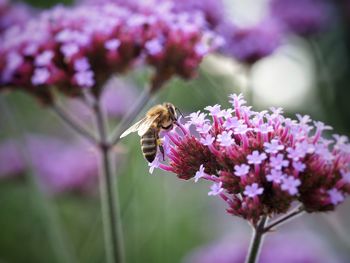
[205, 104, 221, 116]
[0, 1, 33, 33]
[200, 134, 215, 146]
[153, 93, 350, 224]
[194, 164, 206, 182]
[217, 131, 234, 147]
[247, 151, 267, 165]
[31, 68, 50, 85]
[281, 176, 301, 195]
[234, 164, 250, 177]
[234, 124, 251, 135]
[264, 139, 284, 154]
[196, 123, 212, 134]
[27, 135, 99, 194]
[270, 154, 289, 170]
[270, 0, 332, 36]
[1, 2, 218, 102]
[208, 181, 224, 196]
[74, 57, 91, 72]
[328, 188, 344, 205]
[266, 169, 285, 184]
[243, 183, 264, 198]
[184, 233, 343, 263]
[74, 70, 95, 88]
[218, 19, 282, 64]
[35, 51, 54, 67]
[105, 39, 121, 51]
[145, 39, 163, 55]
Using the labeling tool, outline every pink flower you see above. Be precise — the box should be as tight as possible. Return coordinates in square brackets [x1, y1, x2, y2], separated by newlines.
[194, 164, 206, 182]
[152, 94, 350, 224]
[247, 151, 267, 165]
[243, 183, 264, 198]
[217, 131, 235, 147]
[281, 176, 301, 195]
[234, 164, 250, 177]
[208, 182, 224, 196]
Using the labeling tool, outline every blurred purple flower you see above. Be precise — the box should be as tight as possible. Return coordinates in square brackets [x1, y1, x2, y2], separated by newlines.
[0, 140, 25, 178]
[26, 135, 99, 194]
[170, 0, 225, 29]
[0, 0, 33, 33]
[270, 0, 332, 36]
[0, 2, 219, 103]
[218, 19, 282, 64]
[183, 233, 342, 263]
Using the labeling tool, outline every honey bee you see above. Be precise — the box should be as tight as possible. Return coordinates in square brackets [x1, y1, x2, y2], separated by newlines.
[120, 103, 179, 163]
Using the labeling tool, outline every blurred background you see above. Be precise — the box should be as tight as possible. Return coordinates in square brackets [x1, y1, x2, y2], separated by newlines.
[1, 0, 350, 262]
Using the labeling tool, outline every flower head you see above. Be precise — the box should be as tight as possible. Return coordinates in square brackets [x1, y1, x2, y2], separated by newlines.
[218, 19, 282, 64]
[0, 2, 218, 103]
[151, 93, 350, 224]
[270, 0, 332, 36]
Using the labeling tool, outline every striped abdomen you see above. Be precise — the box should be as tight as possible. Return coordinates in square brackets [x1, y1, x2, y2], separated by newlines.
[140, 128, 157, 163]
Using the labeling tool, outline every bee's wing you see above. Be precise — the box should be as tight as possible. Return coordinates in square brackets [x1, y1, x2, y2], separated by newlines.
[120, 114, 159, 138]
[137, 114, 159, 136]
[120, 118, 147, 138]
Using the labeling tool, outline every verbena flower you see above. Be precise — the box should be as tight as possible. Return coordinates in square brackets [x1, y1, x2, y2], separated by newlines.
[151, 94, 350, 224]
[218, 19, 282, 64]
[183, 233, 343, 263]
[0, 2, 219, 104]
[270, 0, 332, 36]
[0, 0, 33, 33]
[26, 135, 100, 195]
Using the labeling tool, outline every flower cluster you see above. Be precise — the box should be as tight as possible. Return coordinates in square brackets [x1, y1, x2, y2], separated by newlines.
[218, 19, 282, 64]
[269, 0, 332, 36]
[0, 0, 33, 33]
[0, 136, 102, 195]
[0, 2, 219, 104]
[151, 94, 350, 224]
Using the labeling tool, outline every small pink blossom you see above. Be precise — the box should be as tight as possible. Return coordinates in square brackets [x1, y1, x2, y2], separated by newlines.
[243, 183, 264, 198]
[266, 169, 285, 184]
[264, 139, 284, 154]
[200, 134, 215, 146]
[32, 68, 50, 85]
[205, 104, 221, 116]
[194, 164, 206, 183]
[105, 39, 121, 51]
[328, 188, 344, 205]
[234, 164, 250, 177]
[208, 182, 224, 196]
[270, 154, 289, 170]
[281, 176, 301, 195]
[247, 151, 267, 165]
[217, 130, 234, 147]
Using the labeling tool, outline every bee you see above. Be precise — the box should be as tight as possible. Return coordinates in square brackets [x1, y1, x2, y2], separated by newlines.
[120, 103, 180, 163]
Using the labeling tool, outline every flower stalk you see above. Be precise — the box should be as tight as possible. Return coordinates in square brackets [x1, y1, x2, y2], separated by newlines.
[93, 100, 125, 263]
[245, 216, 268, 263]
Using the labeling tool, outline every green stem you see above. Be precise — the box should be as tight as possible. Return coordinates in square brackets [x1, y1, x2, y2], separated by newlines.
[244, 216, 268, 263]
[263, 206, 304, 233]
[94, 101, 125, 263]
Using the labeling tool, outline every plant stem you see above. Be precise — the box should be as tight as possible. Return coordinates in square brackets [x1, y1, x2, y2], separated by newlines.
[110, 88, 152, 145]
[263, 205, 304, 233]
[244, 216, 268, 263]
[52, 103, 97, 145]
[94, 101, 125, 263]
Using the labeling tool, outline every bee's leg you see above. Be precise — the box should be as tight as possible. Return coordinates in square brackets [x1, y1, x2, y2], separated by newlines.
[157, 138, 165, 161]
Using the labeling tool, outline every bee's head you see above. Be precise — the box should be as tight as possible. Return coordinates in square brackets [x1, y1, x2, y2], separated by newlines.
[164, 102, 177, 121]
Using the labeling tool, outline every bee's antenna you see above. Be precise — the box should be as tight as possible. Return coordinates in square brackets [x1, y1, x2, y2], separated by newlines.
[175, 107, 184, 119]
